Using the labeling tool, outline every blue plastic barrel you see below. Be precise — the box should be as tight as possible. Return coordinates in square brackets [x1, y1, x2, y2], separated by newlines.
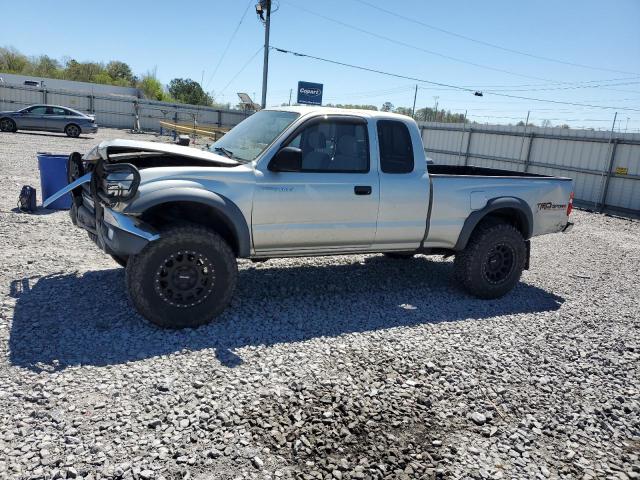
[37, 153, 71, 209]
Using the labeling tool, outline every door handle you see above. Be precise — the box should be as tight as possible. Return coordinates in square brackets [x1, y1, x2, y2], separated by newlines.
[354, 185, 372, 195]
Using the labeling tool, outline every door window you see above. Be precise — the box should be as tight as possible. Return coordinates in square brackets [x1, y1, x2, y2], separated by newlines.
[287, 119, 369, 173]
[25, 106, 47, 115]
[377, 120, 414, 174]
[47, 107, 68, 115]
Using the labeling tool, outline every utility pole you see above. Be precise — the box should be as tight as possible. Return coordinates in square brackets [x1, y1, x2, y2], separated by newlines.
[260, 0, 272, 109]
[433, 96, 439, 122]
[288, 88, 292, 106]
[518, 111, 530, 162]
[411, 84, 418, 118]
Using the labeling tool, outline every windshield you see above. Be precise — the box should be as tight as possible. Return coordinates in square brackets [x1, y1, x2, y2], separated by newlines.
[209, 110, 299, 163]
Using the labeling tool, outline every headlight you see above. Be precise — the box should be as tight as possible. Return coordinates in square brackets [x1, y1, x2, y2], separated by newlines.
[100, 163, 140, 203]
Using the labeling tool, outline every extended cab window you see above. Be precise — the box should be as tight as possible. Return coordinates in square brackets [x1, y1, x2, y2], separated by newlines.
[377, 120, 414, 174]
[288, 119, 369, 172]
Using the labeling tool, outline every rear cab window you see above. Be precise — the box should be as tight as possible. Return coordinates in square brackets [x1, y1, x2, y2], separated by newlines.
[377, 120, 414, 174]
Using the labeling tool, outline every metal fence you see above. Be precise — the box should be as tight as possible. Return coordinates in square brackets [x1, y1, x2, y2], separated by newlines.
[0, 82, 249, 133]
[419, 121, 640, 216]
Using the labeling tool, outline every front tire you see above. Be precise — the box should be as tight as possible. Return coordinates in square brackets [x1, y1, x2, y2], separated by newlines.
[0, 118, 16, 132]
[65, 124, 81, 138]
[453, 220, 526, 299]
[125, 225, 237, 329]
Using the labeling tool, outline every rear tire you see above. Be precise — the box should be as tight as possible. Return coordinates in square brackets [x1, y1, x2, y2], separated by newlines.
[65, 124, 81, 138]
[453, 220, 526, 299]
[0, 118, 16, 132]
[125, 225, 237, 329]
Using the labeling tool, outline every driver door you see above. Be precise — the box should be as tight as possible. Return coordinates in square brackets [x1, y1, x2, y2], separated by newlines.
[252, 115, 380, 254]
[19, 106, 48, 130]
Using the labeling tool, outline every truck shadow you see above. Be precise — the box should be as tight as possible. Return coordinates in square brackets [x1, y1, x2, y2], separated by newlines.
[8, 256, 564, 371]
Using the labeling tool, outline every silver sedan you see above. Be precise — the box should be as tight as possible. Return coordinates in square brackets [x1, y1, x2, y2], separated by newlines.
[0, 104, 98, 137]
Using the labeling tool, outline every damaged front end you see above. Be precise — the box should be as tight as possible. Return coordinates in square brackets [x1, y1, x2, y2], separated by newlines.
[44, 151, 159, 257]
[45, 139, 237, 258]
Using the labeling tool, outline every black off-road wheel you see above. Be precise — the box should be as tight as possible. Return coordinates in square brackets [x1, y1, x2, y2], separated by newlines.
[125, 225, 237, 329]
[110, 254, 128, 268]
[65, 124, 81, 138]
[453, 220, 526, 299]
[0, 118, 17, 132]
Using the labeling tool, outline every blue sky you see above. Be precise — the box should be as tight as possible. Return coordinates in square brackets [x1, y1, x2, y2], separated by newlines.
[3, 0, 640, 130]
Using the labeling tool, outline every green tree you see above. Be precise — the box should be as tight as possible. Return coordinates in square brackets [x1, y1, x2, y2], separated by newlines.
[27, 55, 61, 77]
[138, 73, 168, 101]
[168, 78, 213, 106]
[0, 46, 28, 73]
[106, 60, 134, 84]
[64, 60, 104, 82]
[381, 101, 394, 112]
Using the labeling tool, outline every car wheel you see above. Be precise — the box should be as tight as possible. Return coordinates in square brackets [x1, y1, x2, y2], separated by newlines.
[65, 124, 81, 138]
[125, 225, 238, 329]
[110, 254, 129, 268]
[0, 118, 17, 132]
[453, 220, 526, 299]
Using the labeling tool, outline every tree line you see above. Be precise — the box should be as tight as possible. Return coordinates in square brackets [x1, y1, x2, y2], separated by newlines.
[322, 102, 466, 123]
[0, 46, 230, 108]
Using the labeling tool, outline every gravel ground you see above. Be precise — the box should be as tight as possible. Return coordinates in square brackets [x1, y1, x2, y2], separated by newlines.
[0, 128, 638, 480]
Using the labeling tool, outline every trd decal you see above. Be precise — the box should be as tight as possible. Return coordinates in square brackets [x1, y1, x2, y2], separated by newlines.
[537, 202, 567, 211]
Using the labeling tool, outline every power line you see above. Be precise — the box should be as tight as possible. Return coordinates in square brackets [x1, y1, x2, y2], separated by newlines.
[352, 0, 639, 76]
[219, 47, 263, 95]
[282, 0, 559, 83]
[271, 46, 640, 112]
[204, 0, 253, 90]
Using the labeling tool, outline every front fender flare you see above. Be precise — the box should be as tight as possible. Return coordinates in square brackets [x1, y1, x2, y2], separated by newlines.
[123, 187, 251, 257]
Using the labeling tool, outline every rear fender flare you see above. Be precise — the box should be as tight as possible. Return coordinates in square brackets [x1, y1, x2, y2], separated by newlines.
[124, 187, 251, 257]
[454, 197, 533, 251]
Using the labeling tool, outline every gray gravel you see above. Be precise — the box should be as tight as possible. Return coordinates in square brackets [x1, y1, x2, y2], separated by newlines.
[0, 128, 639, 479]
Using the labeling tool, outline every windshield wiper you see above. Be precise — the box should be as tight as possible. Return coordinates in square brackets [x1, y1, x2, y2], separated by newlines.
[213, 146, 234, 159]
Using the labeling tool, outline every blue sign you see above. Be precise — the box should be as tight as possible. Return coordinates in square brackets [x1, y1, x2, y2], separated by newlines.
[297, 81, 323, 105]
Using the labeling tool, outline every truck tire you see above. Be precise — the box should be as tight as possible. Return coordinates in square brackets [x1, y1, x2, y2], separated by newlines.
[125, 225, 237, 329]
[453, 220, 526, 299]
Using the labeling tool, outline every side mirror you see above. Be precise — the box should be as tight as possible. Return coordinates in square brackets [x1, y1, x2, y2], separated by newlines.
[269, 147, 302, 172]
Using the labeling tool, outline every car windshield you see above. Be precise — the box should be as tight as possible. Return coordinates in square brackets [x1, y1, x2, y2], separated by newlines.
[209, 110, 299, 163]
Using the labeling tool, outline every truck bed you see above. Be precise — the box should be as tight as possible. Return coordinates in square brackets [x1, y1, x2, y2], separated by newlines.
[424, 165, 573, 249]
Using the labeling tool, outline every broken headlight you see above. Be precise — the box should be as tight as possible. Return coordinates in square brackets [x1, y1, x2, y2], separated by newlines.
[100, 163, 141, 203]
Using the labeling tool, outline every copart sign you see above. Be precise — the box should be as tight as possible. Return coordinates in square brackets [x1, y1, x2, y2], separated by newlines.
[297, 81, 323, 105]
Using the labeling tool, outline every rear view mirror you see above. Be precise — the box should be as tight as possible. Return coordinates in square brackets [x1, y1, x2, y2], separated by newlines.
[269, 147, 302, 172]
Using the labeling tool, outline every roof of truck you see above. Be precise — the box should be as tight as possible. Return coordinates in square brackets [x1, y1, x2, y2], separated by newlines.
[268, 105, 416, 122]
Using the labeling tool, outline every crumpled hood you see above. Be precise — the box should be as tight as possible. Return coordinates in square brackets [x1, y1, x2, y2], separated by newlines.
[83, 138, 239, 167]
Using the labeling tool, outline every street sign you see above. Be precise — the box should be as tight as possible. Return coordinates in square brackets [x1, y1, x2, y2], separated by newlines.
[297, 81, 323, 105]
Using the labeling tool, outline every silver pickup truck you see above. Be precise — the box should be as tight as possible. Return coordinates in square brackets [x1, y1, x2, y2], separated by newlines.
[48, 107, 574, 328]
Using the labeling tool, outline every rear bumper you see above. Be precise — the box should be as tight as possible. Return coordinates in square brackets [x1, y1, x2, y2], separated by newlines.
[562, 221, 574, 233]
